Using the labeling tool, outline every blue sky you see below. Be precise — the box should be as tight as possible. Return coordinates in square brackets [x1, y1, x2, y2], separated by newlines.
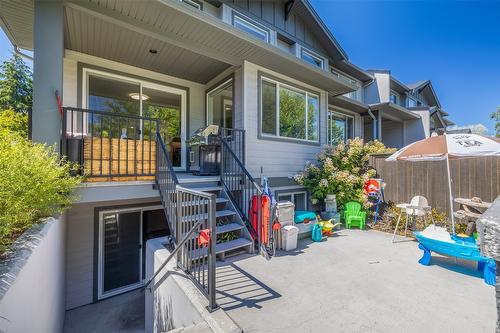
[310, 0, 500, 133]
[0, 1, 499, 132]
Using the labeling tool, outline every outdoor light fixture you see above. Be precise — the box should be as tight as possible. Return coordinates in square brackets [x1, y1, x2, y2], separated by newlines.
[128, 93, 149, 101]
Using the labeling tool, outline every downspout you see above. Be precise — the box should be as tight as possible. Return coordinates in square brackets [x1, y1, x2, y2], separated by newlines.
[367, 107, 378, 141]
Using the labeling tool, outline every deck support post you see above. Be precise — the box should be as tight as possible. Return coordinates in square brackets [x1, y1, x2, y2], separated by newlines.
[33, 0, 64, 148]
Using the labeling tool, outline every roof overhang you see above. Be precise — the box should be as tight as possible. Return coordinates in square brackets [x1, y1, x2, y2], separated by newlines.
[329, 95, 369, 114]
[370, 102, 420, 121]
[1, 0, 356, 94]
[0, 0, 33, 50]
[390, 77, 410, 94]
[330, 60, 373, 83]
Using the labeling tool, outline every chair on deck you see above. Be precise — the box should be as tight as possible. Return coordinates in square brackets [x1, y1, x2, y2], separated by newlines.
[344, 202, 367, 230]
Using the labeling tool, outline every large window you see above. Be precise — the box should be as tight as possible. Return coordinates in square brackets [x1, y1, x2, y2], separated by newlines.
[278, 191, 307, 211]
[327, 109, 354, 145]
[232, 13, 270, 42]
[261, 77, 319, 143]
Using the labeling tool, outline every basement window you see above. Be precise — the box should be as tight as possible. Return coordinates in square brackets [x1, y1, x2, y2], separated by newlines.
[278, 191, 307, 211]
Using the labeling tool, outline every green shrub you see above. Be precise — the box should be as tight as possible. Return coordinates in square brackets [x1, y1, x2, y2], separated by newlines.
[0, 108, 28, 138]
[295, 138, 396, 209]
[0, 132, 81, 253]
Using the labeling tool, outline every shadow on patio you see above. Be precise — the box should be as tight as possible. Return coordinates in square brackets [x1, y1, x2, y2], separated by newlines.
[216, 258, 281, 311]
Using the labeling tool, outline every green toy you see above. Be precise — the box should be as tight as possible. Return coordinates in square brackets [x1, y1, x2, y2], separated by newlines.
[343, 201, 366, 230]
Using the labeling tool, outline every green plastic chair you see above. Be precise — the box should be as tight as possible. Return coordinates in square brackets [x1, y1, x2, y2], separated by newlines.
[343, 201, 367, 230]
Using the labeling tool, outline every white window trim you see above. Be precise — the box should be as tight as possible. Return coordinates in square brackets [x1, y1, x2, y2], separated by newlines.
[97, 205, 163, 300]
[222, 5, 276, 45]
[181, 0, 202, 10]
[277, 190, 308, 210]
[298, 46, 326, 70]
[260, 76, 320, 143]
[206, 78, 233, 126]
[327, 108, 355, 144]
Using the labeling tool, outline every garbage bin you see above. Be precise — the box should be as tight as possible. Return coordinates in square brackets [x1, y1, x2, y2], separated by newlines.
[281, 225, 299, 251]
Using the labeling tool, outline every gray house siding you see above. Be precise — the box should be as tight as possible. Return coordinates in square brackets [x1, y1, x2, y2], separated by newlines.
[225, 0, 329, 57]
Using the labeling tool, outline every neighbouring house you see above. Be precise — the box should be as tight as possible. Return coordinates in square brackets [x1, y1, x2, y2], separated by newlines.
[0, 0, 454, 317]
[362, 70, 454, 148]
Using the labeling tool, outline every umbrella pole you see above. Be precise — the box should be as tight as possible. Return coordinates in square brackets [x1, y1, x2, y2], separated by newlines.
[446, 155, 455, 234]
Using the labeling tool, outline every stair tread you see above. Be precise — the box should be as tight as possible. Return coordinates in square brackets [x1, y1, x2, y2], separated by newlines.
[175, 198, 228, 207]
[190, 238, 253, 260]
[216, 238, 253, 253]
[187, 186, 222, 192]
[216, 223, 244, 234]
[179, 209, 236, 222]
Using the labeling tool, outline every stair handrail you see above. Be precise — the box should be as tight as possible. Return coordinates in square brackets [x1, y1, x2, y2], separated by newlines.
[154, 133, 218, 310]
[142, 220, 203, 292]
[156, 132, 180, 240]
[219, 136, 263, 247]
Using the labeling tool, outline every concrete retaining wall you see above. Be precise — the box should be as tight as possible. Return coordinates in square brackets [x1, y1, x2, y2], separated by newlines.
[145, 237, 241, 333]
[0, 216, 66, 333]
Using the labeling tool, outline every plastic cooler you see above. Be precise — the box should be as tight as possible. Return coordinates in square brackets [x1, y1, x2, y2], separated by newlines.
[281, 225, 299, 251]
[276, 201, 295, 227]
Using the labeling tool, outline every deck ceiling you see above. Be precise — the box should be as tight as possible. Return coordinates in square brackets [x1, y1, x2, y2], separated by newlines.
[1, 0, 356, 94]
[64, 6, 230, 84]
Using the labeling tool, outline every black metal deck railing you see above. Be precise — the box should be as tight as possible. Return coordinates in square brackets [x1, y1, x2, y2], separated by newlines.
[220, 127, 245, 163]
[62, 107, 160, 180]
[219, 135, 262, 246]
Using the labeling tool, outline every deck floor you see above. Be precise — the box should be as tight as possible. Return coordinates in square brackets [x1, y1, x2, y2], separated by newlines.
[216, 229, 496, 333]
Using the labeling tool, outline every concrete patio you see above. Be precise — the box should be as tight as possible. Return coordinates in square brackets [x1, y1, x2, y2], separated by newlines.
[216, 229, 496, 332]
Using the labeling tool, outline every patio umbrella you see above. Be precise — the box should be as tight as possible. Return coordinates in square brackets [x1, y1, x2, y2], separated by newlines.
[386, 133, 500, 234]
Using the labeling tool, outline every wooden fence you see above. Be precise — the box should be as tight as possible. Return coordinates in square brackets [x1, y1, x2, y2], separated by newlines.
[369, 154, 500, 216]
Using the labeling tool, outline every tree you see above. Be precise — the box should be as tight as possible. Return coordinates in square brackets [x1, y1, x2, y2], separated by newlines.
[491, 107, 500, 137]
[0, 54, 33, 113]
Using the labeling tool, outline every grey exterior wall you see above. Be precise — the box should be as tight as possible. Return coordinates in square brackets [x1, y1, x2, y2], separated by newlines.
[225, 0, 329, 57]
[404, 110, 430, 145]
[0, 217, 66, 333]
[65, 198, 161, 310]
[363, 72, 390, 104]
[382, 121, 404, 149]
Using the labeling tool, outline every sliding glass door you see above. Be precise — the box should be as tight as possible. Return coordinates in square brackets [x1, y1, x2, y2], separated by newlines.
[99, 210, 142, 299]
[83, 68, 187, 169]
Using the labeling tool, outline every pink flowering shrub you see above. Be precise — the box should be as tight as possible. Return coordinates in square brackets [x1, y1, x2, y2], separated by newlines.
[295, 139, 395, 209]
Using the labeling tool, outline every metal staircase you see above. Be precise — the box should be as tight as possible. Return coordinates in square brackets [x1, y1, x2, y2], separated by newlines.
[153, 130, 261, 310]
[177, 175, 254, 260]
